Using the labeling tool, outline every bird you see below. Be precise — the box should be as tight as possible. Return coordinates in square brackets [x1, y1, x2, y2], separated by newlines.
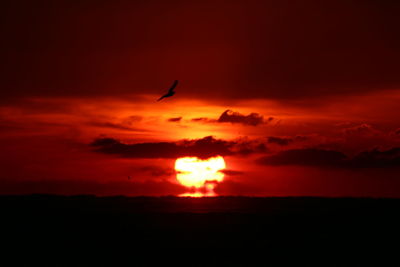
[157, 80, 178, 101]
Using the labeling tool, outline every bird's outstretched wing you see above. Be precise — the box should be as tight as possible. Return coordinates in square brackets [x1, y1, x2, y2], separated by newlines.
[157, 80, 179, 101]
[157, 95, 166, 101]
[168, 80, 179, 93]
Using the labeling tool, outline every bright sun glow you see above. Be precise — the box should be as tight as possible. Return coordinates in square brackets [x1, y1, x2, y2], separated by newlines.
[175, 156, 226, 197]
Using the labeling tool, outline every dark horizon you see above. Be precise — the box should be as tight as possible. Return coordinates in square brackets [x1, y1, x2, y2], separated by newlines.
[2, 194, 399, 265]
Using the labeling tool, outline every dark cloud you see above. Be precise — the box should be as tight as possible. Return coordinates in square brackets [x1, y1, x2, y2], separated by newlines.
[267, 136, 293, 146]
[167, 117, 182, 122]
[91, 136, 267, 159]
[191, 117, 210, 122]
[91, 138, 181, 158]
[257, 149, 346, 167]
[232, 142, 268, 155]
[350, 147, 400, 168]
[257, 147, 400, 169]
[91, 136, 227, 158]
[218, 110, 266, 126]
[190, 110, 270, 126]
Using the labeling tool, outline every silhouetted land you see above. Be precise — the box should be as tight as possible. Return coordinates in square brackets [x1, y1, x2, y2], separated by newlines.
[1, 195, 399, 266]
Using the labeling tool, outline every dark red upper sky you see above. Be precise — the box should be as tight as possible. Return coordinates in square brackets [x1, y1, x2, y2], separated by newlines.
[1, 0, 400, 196]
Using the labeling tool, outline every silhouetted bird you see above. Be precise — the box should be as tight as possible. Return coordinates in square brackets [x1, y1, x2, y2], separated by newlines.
[157, 80, 178, 101]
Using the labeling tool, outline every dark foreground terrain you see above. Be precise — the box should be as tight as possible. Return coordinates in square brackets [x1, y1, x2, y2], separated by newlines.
[1, 195, 399, 266]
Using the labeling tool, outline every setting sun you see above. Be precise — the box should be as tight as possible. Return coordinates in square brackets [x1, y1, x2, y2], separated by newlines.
[175, 156, 226, 197]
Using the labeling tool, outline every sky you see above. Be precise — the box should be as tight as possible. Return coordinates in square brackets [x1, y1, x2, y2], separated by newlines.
[1, 0, 400, 197]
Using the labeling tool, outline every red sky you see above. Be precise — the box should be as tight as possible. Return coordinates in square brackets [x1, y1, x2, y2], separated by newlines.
[1, 0, 400, 196]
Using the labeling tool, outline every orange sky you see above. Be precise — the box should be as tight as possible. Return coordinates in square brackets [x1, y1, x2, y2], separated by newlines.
[1, 89, 400, 196]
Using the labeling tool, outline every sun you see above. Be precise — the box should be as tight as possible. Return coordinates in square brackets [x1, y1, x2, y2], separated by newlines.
[175, 156, 226, 197]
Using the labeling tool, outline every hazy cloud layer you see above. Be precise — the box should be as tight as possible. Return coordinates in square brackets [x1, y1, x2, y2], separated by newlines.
[342, 124, 381, 136]
[88, 121, 144, 131]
